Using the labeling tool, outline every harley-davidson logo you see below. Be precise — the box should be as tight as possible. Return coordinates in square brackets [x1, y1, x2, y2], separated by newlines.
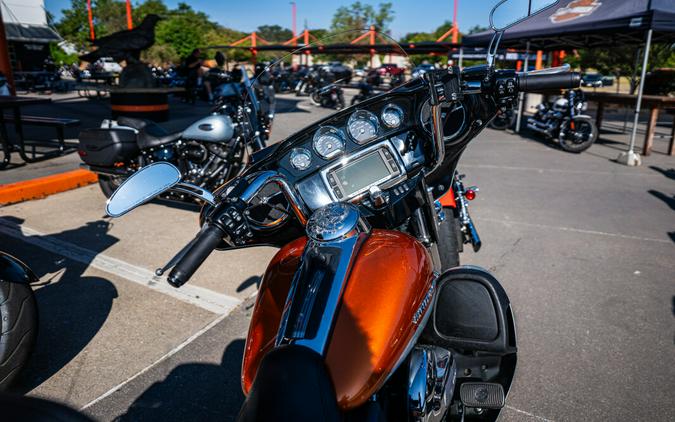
[549, 0, 602, 23]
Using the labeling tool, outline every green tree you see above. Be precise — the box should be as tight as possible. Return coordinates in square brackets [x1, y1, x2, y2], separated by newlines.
[256, 25, 293, 43]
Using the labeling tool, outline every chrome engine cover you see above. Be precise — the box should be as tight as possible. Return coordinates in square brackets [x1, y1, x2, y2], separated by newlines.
[182, 114, 234, 143]
[408, 345, 457, 422]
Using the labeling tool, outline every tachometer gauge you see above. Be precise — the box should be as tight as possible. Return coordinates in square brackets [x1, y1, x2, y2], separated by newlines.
[381, 104, 404, 128]
[290, 148, 312, 170]
[313, 126, 345, 159]
[347, 110, 379, 144]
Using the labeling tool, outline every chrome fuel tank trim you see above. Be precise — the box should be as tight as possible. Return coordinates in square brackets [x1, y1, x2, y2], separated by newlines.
[275, 203, 370, 356]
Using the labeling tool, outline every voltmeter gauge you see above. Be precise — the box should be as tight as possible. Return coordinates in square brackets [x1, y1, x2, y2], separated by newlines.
[381, 104, 404, 128]
[290, 148, 312, 170]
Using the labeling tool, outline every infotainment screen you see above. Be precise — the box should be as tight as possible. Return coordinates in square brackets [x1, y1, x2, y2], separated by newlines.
[328, 149, 397, 199]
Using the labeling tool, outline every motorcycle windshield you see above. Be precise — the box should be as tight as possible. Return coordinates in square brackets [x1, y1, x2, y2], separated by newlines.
[243, 29, 417, 144]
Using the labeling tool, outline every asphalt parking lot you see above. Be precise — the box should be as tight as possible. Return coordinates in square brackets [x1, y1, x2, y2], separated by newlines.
[1, 92, 674, 421]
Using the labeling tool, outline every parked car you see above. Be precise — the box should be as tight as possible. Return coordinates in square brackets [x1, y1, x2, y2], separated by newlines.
[601, 75, 615, 86]
[378, 63, 405, 76]
[581, 73, 604, 88]
[323, 62, 352, 83]
[353, 67, 369, 79]
[412, 63, 436, 79]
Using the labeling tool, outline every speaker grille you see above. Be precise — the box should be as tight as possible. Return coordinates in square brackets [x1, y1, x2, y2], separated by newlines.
[435, 280, 498, 341]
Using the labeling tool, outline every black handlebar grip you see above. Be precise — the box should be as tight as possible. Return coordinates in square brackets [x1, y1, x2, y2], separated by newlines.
[517, 72, 581, 92]
[167, 224, 225, 288]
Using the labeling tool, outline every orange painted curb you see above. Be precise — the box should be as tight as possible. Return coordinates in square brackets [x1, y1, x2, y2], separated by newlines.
[0, 169, 98, 205]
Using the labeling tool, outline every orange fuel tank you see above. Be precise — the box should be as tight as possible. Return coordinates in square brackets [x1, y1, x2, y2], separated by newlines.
[241, 230, 435, 410]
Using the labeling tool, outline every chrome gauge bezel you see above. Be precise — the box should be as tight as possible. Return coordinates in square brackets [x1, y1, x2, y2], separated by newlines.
[312, 126, 346, 160]
[381, 103, 404, 128]
[290, 147, 313, 170]
[347, 110, 380, 144]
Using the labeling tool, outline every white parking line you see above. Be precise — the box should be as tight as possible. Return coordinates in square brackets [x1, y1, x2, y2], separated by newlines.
[0, 220, 241, 314]
[460, 163, 662, 177]
[80, 310, 233, 411]
[481, 217, 672, 244]
[506, 405, 555, 422]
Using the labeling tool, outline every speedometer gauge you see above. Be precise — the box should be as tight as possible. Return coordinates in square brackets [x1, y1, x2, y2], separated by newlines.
[381, 104, 404, 128]
[347, 110, 379, 144]
[313, 126, 345, 159]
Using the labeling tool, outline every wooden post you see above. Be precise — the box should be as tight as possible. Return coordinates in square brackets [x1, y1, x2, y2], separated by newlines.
[0, 6, 15, 95]
[642, 106, 659, 156]
[595, 101, 604, 129]
[669, 114, 675, 156]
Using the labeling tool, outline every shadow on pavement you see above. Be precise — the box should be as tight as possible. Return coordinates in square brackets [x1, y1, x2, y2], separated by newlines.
[0, 216, 119, 393]
[116, 339, 246, 422]
[649, 166, 675, 181]
[236, 276, 261, 293]
[274, 96, 312, 114]
[648, 190, 675, 212]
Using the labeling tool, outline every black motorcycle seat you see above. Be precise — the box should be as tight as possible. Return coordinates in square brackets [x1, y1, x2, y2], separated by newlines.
[117, 116, 182, 150]
[237, 345, 340, 422]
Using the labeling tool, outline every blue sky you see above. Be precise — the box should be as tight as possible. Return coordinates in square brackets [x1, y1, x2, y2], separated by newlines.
[44, 0, 498, 39]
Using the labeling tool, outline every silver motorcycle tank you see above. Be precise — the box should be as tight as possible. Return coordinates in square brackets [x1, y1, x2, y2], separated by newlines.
[182, 114, 234, 143]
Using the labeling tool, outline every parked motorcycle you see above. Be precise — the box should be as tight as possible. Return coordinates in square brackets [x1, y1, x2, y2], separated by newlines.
[78, 66, 270, 200]
[0, 252, 38, 390]
[437, 172, 482, 269]
[101, 2, 578, 421]
[310, 82, 346, 109]
[527, 87, 598, 152]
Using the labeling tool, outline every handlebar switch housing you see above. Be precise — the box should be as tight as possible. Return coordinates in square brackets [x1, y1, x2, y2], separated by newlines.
[493, 69, 518, 108]
[208, 198, 253, 246]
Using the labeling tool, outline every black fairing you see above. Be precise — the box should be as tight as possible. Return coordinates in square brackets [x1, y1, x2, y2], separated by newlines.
[237, 345, 341, 422]
[0, 252, 39, 286]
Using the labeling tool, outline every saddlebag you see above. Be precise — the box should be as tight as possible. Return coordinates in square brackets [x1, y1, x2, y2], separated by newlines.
[78, 128, 139, 167]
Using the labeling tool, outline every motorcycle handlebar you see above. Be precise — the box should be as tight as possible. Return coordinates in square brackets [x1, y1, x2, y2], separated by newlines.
[517, 71, 581, 92]
[167, 224, 225, 288]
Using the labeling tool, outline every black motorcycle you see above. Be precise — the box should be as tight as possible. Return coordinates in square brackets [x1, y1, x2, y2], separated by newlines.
[78, 67, 270, 200]
[527, 87, 598, 152]
[0, 252, 38, 390]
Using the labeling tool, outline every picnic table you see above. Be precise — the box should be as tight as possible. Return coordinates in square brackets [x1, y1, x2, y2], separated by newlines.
[0, 96, 79, 169]
[585, 92, 675, 156]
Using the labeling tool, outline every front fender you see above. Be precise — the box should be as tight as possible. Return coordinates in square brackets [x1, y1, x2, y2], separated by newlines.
[0, 252, 39, 286]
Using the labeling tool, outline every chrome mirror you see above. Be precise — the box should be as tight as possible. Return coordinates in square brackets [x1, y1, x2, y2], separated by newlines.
[490, 0, 559, 31]
[106, 162, 181, 217]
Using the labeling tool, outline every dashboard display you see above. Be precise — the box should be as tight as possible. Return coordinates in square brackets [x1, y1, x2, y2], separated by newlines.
[347, 110, 379, 144]
[313, 126, 345, 159]
[328, 149, 396, 199]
